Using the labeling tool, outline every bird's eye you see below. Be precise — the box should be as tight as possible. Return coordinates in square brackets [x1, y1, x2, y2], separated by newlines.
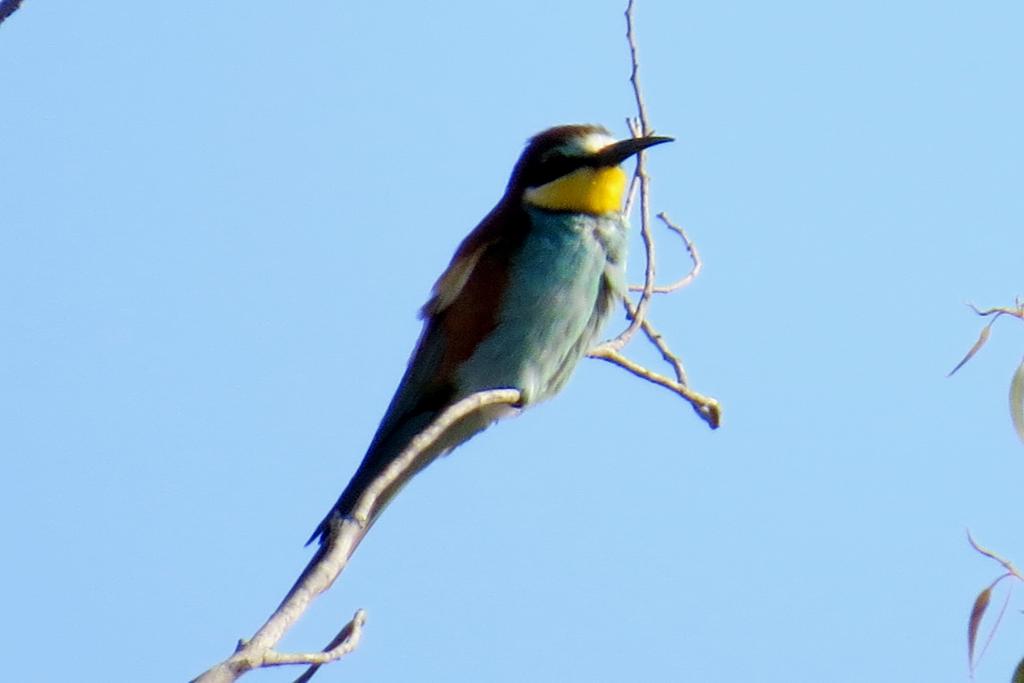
[531, 151, 582, 187]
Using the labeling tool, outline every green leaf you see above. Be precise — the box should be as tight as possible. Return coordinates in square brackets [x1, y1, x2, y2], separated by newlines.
[1012, 654, 1024, 683]
[1010, 357, 1024, 444]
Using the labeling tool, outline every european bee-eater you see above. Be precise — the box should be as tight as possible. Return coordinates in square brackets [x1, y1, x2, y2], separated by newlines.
[311, 124, 672, 543]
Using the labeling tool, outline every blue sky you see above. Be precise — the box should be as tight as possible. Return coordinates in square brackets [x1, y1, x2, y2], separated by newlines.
[2, 2, 1023, 681]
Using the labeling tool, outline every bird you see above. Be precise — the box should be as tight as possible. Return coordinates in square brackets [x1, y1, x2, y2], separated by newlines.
[310, 124, 672, 545]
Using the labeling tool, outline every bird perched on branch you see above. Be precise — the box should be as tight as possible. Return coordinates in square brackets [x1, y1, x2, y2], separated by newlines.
[311, 124, 672, 544]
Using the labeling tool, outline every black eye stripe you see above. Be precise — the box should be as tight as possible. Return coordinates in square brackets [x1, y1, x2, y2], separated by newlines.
[527, 153, 590, 188]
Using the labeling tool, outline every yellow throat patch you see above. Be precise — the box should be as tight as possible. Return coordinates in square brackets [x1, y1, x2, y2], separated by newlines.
[524, 166, 627, 215]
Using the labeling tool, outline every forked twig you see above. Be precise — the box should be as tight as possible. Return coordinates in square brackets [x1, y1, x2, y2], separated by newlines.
[589, 0, 720, 429]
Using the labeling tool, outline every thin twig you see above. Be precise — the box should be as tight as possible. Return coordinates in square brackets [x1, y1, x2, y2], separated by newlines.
[628, 213, 702, 293]
[967, 299, 1024, 320]
[250, 609, 366, 669]
[597, 0, 657, 354]
[624, 297, 690, 387]
[288, 611, 366, 682]
[589, 345, 721, 428]
[967, 529, 1023, 580]
[586, 1, 721, 428]
[622, 118, 642, 217]
[625, 0, 650, 132]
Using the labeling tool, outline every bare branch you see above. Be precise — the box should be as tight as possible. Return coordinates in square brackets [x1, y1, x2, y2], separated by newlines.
[191, 389, 523, 683]
[625, 297, 690, 386]
[599, 0, 658, 354]
[589, 345, 721, 428]
[625, 0, 650, 135]
[587, 0, 721, 428]
[194, 3, 719, 679]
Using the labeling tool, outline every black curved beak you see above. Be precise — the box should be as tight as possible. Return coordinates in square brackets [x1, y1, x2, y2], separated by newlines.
[594, 135, 674, 166]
